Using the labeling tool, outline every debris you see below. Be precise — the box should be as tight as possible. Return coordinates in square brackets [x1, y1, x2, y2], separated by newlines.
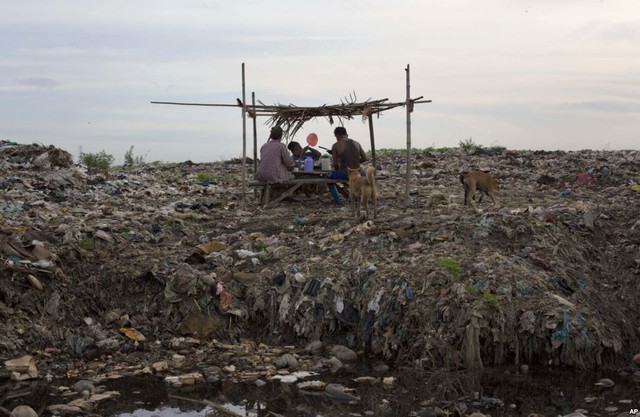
[0, 140, 639, 400]
[325, 383, 361, 402]
[595, 378, 615, 387]
[4, 355, 38, 381]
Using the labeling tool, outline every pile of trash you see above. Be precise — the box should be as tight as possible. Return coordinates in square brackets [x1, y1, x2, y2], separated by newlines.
[1, 140, 639, 377]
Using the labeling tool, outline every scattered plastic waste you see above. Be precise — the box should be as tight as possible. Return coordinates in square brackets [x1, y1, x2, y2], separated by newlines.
[119, 327, 146, 342]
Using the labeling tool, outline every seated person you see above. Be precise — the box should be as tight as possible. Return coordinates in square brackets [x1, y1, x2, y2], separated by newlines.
[287, 141, 321, 161]
[256, 126, 294, 183]
[328, 126, 367, 205]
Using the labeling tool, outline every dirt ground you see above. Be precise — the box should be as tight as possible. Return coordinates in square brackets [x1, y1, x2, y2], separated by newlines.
[1, 141, 640, 383]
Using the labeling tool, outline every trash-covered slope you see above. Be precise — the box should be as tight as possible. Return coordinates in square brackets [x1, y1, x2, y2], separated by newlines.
[1, 141, 639, 371]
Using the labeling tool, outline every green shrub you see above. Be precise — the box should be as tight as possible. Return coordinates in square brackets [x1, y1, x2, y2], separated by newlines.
[124, 146, 146, 166]
[458, 137, 479, 153]
[80, 150, 114, 170]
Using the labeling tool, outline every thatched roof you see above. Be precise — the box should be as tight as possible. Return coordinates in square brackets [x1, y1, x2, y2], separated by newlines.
[254, 96, 431, 139]
[152, 95, 431, 139]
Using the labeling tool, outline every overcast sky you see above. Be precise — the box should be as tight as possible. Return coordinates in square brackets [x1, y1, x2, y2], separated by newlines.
[1, 1, 638, 164]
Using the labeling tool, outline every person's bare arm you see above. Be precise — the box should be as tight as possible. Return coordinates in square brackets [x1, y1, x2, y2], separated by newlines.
[282, 146, 295, 171]
[358, 143, 368, 163]
[304, 146, 322, 160]
[331, 143, 340, 170]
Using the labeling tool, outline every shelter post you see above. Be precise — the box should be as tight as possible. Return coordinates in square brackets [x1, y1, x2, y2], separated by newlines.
[241, 63, 247, 210]
[252, 92, 258, 199]
[368, 114, 376, 167]
[251, 92, 258, 174]
[404, 64, 412, 206]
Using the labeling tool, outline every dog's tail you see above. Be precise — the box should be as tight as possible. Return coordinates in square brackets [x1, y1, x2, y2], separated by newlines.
[365, 166, 376, 186]
[459, 172, 468, 185]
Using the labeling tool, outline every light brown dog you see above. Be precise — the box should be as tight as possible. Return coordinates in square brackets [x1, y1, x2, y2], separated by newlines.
[460, 171, 498, 206]
[348, 166, 378, 220]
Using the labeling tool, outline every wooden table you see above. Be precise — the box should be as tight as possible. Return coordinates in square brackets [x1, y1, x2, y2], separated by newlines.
[249, 170, 348, 209]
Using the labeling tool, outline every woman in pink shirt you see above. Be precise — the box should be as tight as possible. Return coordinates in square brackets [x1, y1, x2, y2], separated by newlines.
[256, 126, 294, 183]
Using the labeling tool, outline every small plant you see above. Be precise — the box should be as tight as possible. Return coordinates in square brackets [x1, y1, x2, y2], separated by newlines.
[458, 137, 479, 153]
[78, 238, 95, 251]
[437, 258, 462, 276]
[465, 285, 478, 295]
[79, 150, 114, 170]
[482, 291, 500, 310]
[124, 146, 146, 167]
[195, 172, 218, 182]
[195, 173, 234, 183]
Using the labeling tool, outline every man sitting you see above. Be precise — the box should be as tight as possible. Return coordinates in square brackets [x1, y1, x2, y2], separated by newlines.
[328, 126, 367, 205]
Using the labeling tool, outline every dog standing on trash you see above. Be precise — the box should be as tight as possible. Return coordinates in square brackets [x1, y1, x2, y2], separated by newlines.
[348, 166, 378, 220]
[460, 171, 498, 206]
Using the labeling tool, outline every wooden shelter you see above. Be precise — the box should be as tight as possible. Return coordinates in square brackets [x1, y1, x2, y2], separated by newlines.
[152, 64, 431, 208]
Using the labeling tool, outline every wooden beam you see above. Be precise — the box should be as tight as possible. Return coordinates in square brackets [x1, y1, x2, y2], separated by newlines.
[368, 114, 376, 167]
[404, 64, 412, 207]
[150, 101, 242, 107]
[241, 63, 247, 210]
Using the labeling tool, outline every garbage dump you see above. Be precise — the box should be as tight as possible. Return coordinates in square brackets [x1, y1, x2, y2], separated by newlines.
[1, 140, 639, 381]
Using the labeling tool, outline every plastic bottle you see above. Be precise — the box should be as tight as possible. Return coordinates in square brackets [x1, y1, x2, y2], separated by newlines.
[321, 153, 331, 171]
[304, 153, 314, 172]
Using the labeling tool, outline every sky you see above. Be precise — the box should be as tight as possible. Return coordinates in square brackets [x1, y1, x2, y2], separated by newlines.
[1, 1, 639, 164]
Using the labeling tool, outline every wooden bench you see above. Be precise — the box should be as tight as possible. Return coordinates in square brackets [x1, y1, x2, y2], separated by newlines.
[248, 177, 349, 208]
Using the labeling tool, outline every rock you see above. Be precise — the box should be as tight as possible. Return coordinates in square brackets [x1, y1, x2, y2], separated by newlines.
[372, 363, 390, 373]
[275, 353, 299, 369]
[330, 345, 357, 362]
[305, 340, 324, 355]
[72, 380, 95, 394]
[327, 356, 343, 373]
[12, 406, 38, 417]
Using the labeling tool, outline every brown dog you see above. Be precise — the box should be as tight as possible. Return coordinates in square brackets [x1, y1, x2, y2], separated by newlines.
[460, 171, 498, 206]
[348, 166, 378, 220]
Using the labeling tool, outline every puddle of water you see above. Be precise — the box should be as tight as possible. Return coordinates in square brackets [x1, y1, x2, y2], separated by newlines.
[1, 367, 639, 417]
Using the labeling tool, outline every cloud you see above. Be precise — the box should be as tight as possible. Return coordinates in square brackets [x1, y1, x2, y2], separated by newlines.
[560, 100, 640, 113]
[16, 77, 61, 89]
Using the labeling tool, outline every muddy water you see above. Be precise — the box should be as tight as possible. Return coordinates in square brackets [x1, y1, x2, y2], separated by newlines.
[1, 368, 639, 417]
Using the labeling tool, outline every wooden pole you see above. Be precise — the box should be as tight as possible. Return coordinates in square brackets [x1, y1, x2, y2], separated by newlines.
[252, 92, 258, 199]
[252, 92, 258, 175]
[368, 114, 376, 167]
[241, 63, 247, 210]
[404, 64, 412, 206]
